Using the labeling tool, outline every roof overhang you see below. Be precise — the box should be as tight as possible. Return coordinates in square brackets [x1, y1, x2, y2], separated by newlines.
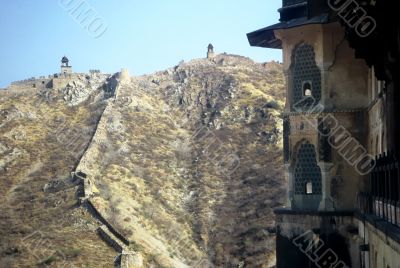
[247, 13, 332, 49]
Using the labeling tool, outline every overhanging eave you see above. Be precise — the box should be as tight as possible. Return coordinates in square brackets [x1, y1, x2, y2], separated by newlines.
[247, 14, 334, 49]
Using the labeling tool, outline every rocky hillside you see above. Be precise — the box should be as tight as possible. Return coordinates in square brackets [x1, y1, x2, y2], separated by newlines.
[0, 54, 286, 267]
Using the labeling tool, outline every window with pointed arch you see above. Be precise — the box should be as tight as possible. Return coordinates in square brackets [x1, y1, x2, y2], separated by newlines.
[303, 81, 312, 97]
[294, 142, 322, 195]
[291, 43, 321, 109]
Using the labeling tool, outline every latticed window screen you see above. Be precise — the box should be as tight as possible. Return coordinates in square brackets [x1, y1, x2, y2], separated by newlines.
[294, 142, 322, 195]
[292, 44, 321, 108]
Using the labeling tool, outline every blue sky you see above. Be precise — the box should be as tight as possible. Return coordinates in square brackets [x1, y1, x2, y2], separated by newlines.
[0, 0, 282, 88]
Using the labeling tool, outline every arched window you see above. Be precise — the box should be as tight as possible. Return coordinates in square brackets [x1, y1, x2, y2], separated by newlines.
[306, 181, 313, 194]
[303, 81, 312, 96]
[294, 142, 322, 195]
[291, 44, 321, 109]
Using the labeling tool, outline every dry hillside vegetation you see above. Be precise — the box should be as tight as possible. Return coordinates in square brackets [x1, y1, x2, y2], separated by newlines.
[0, 54, 286, 267]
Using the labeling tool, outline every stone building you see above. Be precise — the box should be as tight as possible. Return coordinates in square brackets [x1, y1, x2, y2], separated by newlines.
[248, 1, 400, 267]
[8, 56, 75, 90]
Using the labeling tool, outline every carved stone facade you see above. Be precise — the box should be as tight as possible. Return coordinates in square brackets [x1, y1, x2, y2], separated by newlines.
[248, 1, 400, 267]
[275, 23, 370, 264]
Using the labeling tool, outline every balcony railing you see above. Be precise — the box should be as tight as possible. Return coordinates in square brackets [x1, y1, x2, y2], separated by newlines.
[358, 152, 400, 227]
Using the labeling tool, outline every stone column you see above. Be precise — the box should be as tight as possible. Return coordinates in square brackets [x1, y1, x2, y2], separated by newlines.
[320, 65, 335, 111]
[285, 163, 294, 208]
[283, 69, 292, 112]
[318, 162, 335, 211]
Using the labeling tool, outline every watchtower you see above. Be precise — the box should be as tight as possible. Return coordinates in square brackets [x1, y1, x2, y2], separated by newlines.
[61, 56, 72, 74]
[207, 43, 215, 59]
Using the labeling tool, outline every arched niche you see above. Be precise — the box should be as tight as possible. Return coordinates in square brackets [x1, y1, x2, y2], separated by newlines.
[290, 43, 322, 110]
[291, 139, 322, 210]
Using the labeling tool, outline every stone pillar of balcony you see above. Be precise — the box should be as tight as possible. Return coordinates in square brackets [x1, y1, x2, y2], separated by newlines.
[318, 162, 335, 211]
[285, 163, 294, 208]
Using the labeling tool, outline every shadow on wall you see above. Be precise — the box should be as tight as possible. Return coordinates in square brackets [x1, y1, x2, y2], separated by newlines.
[276, 230, 352, 268]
